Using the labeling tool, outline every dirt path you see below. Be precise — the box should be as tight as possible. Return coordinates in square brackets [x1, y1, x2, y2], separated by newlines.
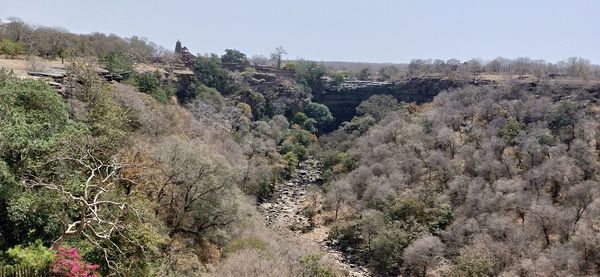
[257, 159, 371, 277]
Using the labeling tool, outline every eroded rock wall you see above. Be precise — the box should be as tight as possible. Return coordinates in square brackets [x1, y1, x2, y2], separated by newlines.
[313, 78, 466, 126]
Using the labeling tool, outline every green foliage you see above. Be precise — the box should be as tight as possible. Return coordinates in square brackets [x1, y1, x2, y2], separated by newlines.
[384, 198, 453, 234]
[280, 128, 317, 160]
[547, 100, 579, 132]
[264, 80, 311, 117]
[244, 167, 276, 200]
[304, 102, 334, 132]
[370, 228, 410, 274]
[282, 152, 299, 179]
[356, 95, 399, 121]
[133, 72, 160, 93]
[133, 71, 174, 103]
[194, 54, 234, 93]
[0, 70, 78, 173]
[0, 39, 25, 58]
[421, 118, 433, 134]
[300, 254, 336, 277]
[68, 62, 126, 140]
[378, 66, 399, 81]
[340, 115, 376, 135]
[499, 117, 525, 142]
[327, 71, 347, 85]
[221, 49, 247, 64]
[329, 221, 363, 248]
[5, 240, 55, 270]
[225, 236, 269, 255]
[292, 112, 317, 133]
[295, 60, 326, 87]
[195, 84, 225, 111]
[0, 72, 82, 249]
[101, 51, 134, 79]
[239, 88, 266, 119]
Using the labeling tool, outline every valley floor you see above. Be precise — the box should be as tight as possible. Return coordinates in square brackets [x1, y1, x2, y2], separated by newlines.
[258, 159, 371, 277]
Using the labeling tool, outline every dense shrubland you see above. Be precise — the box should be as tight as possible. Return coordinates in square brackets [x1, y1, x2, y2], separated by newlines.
[320, 84, 600, 276]
[2, 18, 600, 276]
[0, 17, 166, 63]
[0, 52, 334, 275]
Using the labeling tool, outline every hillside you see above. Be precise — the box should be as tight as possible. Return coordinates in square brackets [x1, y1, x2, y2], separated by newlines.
[0, 17, 599, 277]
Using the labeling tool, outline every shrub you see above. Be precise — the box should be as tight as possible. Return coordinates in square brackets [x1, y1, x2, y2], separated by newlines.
[224, 237, 269, 255]
[300, 254, 336, 277]
[101, 51, 134, 79]
[6, 240, 54, 271]
[0, 39, 25, 59]
[51, 248, 99, 277]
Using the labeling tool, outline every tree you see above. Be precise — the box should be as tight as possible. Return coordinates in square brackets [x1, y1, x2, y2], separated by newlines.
[270, 46, 287, 69]
[221, 49, 247, 64]
[499, 117, 525, 142]
[101, 51, 134, 79]
[378, 66, 399, 81]
[152, 137, 239, 237]
[547, 100, 580, 143]
[295, 60, 326, 87]
[357, 67, 371, 80]
[193, 54, 234, 93]
[0, 39, 25, 58]
[250, 55, 269, 66]
[356, 95, 399, 121]
[325, 180, 353, 219]
[450, 241, 498, 277]
[526, 203, 561, 248]
[403, 235, 444, 277]
[304, 102, 334, 133]
[467, 58, 483, 82]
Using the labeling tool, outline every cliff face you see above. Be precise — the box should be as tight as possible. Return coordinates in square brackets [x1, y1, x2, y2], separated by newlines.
[313, 78, 466, 126]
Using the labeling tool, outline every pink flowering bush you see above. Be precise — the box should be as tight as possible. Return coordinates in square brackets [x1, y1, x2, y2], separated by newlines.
[51, 248, 99, 277]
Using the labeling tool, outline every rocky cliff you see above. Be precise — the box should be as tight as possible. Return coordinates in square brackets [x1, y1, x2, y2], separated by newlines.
[313, 78, 466, 126]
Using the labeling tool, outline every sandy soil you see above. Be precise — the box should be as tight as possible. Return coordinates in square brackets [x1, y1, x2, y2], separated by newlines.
[0, 56, 68, 77]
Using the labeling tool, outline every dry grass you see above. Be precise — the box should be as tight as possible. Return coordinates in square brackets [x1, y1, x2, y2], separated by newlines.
[0, 57, 67, 77]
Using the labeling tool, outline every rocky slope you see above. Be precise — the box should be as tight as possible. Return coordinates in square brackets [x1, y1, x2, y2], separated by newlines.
[258, 159, 371, 277]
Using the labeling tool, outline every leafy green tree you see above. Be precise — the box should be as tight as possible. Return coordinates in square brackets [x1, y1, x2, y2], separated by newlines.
[300, 254, 336, 277]
[304, 102, 334, 132]
[295, 60, 326, 87]
[0, 70, 84, 249]
[101, 51, 134, 79]
[0, 39, 25, 58]
[221, 49, 247, 64]
[239, 88, 266, 119]
[5, 240, 55, 271]
[194, 54, 234, 93]
[292, 112, 316, 133]
[133, 71, 173, 103]
[547, 100, 580, 142]
[499, 117, 525, 142]
[327, 71, 347, 85]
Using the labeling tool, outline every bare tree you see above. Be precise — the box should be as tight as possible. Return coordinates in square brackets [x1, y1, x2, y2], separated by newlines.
[403, 235, 444, 277]
[29, 142, 143, 270]
[270, 46, 287, 69]
[325, 179, 353, 219]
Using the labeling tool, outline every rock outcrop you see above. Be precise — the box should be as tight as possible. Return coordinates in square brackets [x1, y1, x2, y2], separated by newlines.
[258, 159, 371, 277]
[313, 77, 466, 126]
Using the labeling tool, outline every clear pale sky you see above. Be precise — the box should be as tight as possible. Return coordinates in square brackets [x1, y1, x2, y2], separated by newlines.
[1, 0, 599, 63]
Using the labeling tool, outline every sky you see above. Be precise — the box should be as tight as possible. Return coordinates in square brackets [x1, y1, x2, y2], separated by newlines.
[1, 0, 599, 63]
